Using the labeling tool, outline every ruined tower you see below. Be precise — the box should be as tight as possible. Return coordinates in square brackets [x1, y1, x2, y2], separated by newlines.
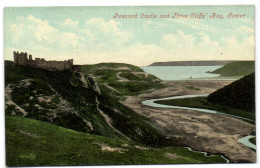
[13, 51, 28, 66]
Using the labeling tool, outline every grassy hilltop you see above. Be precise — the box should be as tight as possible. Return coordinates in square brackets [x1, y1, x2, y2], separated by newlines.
[5, 61, 227, 166]
[207, 72, 255, 113]
[81, 63, 164, 99]
[210, 61, 255, 77]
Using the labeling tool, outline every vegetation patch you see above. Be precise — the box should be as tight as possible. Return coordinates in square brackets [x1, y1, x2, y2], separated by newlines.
[81, 63, 164, 99]
[155, 97, 255, 123]
[155, 72, 256, 124]
[183, 85, 200, 90]
[209, 61, 255, 77]
[5, 61, 172, 147]
[207, 73, 255, 113]
[6, 116, 226, 166]
[5, 61, 230, 165]
[249, 137, 256, 145]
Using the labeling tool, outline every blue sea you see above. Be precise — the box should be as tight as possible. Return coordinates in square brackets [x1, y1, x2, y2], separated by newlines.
[140, 66, 222, 80]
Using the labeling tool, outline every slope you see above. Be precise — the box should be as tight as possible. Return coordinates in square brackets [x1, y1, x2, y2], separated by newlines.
[207, 72, 255, 113]
[5, 61, 169, 146]
[209, 61, 255, 77]
[6, 116, 227, 166]
[81, 63, 164, 100]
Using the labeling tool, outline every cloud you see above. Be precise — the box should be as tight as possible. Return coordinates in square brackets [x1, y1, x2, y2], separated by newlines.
[7, 15, 84, 48]
[6, 23, 24, 42]
[27, 15, 58, 42]
[156, 30, 221, 62]
[59, 32, 84, 48]
[237, 26, 254, 34]
[169, 18, 217, 32]
[85, 18, 132, 44]
[161, 30, 196, 50]
[5, 14, 254, 66]
[86, 18, 115, 34]
[74, 42, 159, 66]
[143, 20, 167, 32]
[61, 19, 78, 28]
[222, 35, 254, 60]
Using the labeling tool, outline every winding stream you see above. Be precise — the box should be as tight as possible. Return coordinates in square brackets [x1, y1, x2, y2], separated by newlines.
[141, 94, 256, 162]
[142, 94, 254, 122]
[238, 136, 256, 150]
[184, 147, 230, 163]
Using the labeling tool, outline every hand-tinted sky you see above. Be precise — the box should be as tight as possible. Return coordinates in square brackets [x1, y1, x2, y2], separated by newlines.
[4, 6, 254, 66]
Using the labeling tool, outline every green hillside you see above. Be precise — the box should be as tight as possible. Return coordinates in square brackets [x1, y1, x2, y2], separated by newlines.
[5, 61, 168, 146]
[207, 72, 255, 113]
[81, 63, 164, 100]
[210, 61, 255, 77]
[5, 61, 229, 166]
[6, 116, 226, 166]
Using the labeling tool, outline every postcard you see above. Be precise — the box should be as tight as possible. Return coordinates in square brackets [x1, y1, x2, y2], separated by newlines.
[4, 5, 255, 166]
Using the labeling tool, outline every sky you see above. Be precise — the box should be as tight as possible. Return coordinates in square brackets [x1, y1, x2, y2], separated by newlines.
[4, 6, 255, 66]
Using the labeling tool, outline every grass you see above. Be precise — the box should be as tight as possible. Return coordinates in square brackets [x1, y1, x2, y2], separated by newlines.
[210, 61, 255, 77]
[183, 85, 200, 90]
[155, 97, 255, 123]
[6, 116, 227, 166]
[81, 63, 164, 100]
[207, 73, 255, 113]
[5, 65, 97, 133]
[81, 62, 144, 73]
[108, 82, 162, 96]
[5, 61, 229, 165]
[5, 61, 173, 146]
[249, 137, 256, 145]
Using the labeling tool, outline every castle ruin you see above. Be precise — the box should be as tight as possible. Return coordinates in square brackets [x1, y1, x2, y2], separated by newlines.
[13, 51, 73, 71]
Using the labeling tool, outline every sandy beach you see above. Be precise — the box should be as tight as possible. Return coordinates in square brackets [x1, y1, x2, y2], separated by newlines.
[123, 80, 256, 163]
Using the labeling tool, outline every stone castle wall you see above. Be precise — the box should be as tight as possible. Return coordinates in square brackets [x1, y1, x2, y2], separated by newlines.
[13, 51, 73, 71]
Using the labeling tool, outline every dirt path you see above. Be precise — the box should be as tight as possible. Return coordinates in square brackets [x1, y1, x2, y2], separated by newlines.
[123, 80, 256, 163]
[131, 71, 149, 78]
[5, 84, 28, 116]
[79, 72, 89, 88]
[116, 72, 129, 82]
[104, 83, 121, 94]
[95, 96, 131, 141]
[48, 84, 94, 131]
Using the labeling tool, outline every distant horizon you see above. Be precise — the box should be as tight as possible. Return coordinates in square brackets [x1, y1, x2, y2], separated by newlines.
[4, 57, 255, 67]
